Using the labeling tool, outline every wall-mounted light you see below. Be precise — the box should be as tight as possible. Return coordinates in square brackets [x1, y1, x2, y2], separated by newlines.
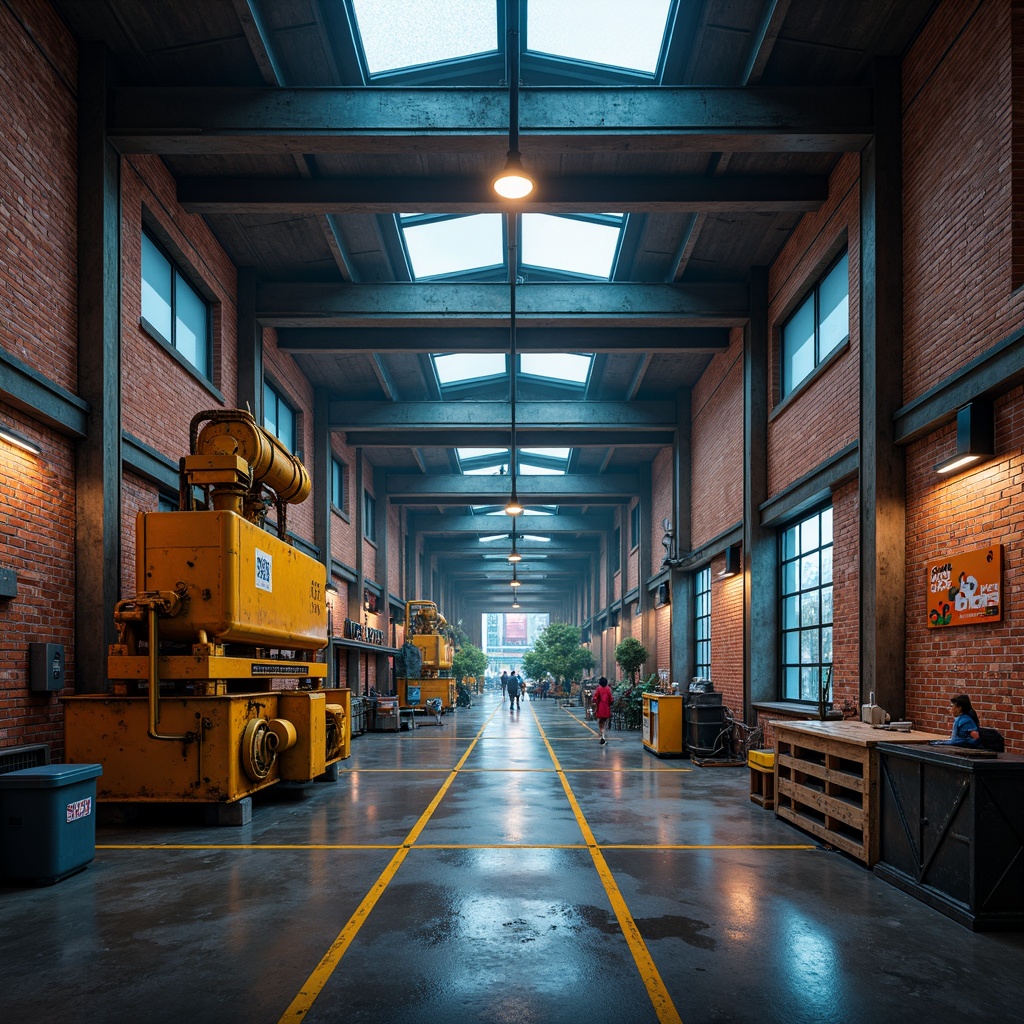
[656, 581, 671, 607]
[718, 543, 741, 579]
[0, 425, 41, 456]
[934, 400, 994, 475]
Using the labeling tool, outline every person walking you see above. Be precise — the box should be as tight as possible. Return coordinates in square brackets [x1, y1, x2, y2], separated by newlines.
[508, 669, 521, 711]
[593, 676, 614, 744]
[500, 670, 510, 703]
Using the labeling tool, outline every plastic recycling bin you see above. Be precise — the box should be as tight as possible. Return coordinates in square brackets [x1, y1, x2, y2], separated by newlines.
[0, 763, 103, 885]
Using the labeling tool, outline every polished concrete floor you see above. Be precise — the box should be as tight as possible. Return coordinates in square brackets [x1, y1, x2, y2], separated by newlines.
[2, 693, 1023, 1024]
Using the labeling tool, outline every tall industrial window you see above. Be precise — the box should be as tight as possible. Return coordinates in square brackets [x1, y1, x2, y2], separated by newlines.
[364, 491, 376, 542]
[262, 381, 296, 455]
[780, 506, 833, 701]
[694, 567, 711, 679]
[630, 502, 640, 550]
[141, 230, 211, 379]
[331, 457, 345, 511]
[780, 250, 849, 398]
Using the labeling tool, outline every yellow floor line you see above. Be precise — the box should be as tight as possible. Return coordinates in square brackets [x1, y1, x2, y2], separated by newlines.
[276, 701, 503, 1023]
[531, 703, 684, 1024]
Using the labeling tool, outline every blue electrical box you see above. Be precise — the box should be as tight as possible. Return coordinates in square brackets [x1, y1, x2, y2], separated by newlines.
[0, 763, 103, 885]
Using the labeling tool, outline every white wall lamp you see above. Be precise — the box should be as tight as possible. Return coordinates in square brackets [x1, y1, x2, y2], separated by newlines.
[934, 400, 994, 475]
[0, 424, 41, 456]
[718, 543, 741, 579]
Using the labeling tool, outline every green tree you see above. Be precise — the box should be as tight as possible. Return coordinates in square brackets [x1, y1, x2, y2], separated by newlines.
[522, 622, 594, 692]
[452, 641, 487, 684]
[614, 636, 649, 684]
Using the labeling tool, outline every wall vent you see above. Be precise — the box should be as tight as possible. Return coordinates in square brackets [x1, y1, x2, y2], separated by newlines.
[0, 743, 50, 775]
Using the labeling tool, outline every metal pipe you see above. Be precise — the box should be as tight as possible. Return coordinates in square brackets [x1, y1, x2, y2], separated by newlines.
[147, 605, 189, 742]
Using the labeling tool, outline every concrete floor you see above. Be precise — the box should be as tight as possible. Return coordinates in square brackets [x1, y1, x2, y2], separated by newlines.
[2, 693, 1023, 1024]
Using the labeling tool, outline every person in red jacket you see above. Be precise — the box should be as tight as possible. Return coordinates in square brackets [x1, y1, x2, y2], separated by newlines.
[593, 676, 614, 745]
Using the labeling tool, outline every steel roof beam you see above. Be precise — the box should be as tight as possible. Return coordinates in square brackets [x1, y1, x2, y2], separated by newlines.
[107, 86, 873, 155]
[384, 473, 639, 503]
[259, 282, 748, 329]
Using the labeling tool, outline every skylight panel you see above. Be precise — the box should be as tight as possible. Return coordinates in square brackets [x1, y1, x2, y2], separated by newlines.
[521, 214, 621, 278]
[518, 465, 565, 476]
[403, 214, 503, 279]
[434, 352, 506, 385]
[352, 0, 497, 75]
[527, 0, 671, 74]
[520, 447, 571, 460]
[457, 447, 508, 461]
[520, 353, 592, 385]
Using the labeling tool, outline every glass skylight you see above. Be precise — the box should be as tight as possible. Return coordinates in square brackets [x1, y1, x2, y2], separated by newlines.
[527, 0, 671, 74]
[352, 0, 497, 75]
[518, 465, 565, 476]
[434, 353, 506, 385]
[520, 353, 592, 385]
[520, 447, 571, 460]
[521, 215, 622, 278]
[403, 214, 503, 279]
[457, 447, 508, 461]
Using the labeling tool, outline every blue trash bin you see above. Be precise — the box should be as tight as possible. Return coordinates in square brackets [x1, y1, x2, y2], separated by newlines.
[0, 763, 103, 885]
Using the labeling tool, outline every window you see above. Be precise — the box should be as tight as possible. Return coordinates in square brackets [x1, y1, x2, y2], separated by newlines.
[630, 503, 640, 550]
[694, 567, 711, 679]
[780, 507, 833, 702]
[611, 526, 621, 574]
[141, 230, 211, 379]
[331, 458, 346, 511]
[263, 381, 297, 455]
[780, 251, 849, 398]
[364, 491, 376, 542]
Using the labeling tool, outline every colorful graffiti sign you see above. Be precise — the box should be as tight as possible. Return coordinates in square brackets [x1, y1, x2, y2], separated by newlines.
[926, 545, 1002, 628]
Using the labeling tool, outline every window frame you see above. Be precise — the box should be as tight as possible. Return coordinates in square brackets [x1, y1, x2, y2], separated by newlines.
[331, 456, 346, 514]
[140, 227, 213, 381]
[694, 566, 711, 679]
[262, 380, 299, 457]
[779, 249, 849, 400]
[610, 526, 621, 575]
[779, 505, 834, 703]
[630, 502, 640, 551]
[364, 490, 377, 544]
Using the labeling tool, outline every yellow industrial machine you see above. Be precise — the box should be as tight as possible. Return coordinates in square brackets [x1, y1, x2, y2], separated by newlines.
[399, 599, 455, 708]
[63, 409, 349, 816]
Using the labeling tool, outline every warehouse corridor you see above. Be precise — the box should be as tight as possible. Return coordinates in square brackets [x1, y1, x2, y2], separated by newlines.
[2, 696, 1023, 1024]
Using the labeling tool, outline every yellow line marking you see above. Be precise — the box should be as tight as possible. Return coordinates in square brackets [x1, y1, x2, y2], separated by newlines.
[277, 700, 502, 1022]
[531, 703, 683, 1024]
[98, 841, 815, 852]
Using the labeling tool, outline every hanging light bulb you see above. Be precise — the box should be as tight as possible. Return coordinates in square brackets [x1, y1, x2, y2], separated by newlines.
[493, 150, 534, 200]
[505, 478, 523, 516]
[510, 565, 522, 588]
[508, 523, 521, 562]
[512, 598, 521, 609]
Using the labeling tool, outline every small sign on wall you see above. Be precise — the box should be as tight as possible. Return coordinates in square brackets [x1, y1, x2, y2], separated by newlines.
[926, 544, 1002, 627]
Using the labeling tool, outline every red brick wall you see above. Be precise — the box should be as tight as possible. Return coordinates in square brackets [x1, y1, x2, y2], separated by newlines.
[330, 435, 358, 570]
[0, 0, 78, 394]
[767, 153, 861, 497]
[905, 390, 1023, 749]
[830, 480, 860, 716]
[901, 0, 1023, 752]
[711, 560, 743, 718]
[0, 1, 78, 755]
[650, 447, 673, 576]
[903, 0, 1021, 398]
[691, 327, 744, 547]
[0, 407, 76, 756]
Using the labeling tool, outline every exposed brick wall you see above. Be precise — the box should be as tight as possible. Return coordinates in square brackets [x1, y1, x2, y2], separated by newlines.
[330, 435, 358, 570]
[0, 0, 78, 394]
[691, 327, 744, 548]
[711, 561, 743, 719]
[655, 604, 671, 679]
[905, 389, 1024, 750]
[650, 446, 673, 575]
[904, 0, 1023, 398]
[0, 406, 76, 756]
[830, 480, 861, 716]
[901, 0, 1023, 753]
[120, 155, 238, 464]
[767, 153, 861, 497]
[0, 1, 78, 755]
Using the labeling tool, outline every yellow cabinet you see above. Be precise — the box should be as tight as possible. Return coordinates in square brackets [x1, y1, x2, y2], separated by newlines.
[642, 693, 685, 757]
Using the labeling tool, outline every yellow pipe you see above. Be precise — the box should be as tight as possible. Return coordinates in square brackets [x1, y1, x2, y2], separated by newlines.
[147, 606, 189, 742]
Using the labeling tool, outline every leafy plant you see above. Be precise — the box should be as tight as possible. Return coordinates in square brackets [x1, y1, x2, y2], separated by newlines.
[521, 622, 594, 691]
[614, 636, 649, 684]
[452, 641, 487, 684]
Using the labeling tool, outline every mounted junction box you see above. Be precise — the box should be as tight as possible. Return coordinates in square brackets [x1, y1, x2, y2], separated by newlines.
[29, 642, 65, 692]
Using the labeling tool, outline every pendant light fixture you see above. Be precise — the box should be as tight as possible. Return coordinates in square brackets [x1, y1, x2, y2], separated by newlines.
[510, 565, 522, 588]
[503, 213, 523, 518]
[508, 520, 522, 563]
[492, 0, 534, 201]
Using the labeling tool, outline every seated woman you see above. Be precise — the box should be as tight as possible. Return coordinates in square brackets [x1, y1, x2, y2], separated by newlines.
[929, 693, 982, 746]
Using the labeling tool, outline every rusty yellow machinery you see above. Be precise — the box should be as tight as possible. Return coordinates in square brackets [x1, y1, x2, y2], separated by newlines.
[63, 409, 349, 814]
[399, 599, 455, 708]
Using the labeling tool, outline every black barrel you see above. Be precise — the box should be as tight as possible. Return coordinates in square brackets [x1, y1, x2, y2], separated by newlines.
[685, 701, 726, 757]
